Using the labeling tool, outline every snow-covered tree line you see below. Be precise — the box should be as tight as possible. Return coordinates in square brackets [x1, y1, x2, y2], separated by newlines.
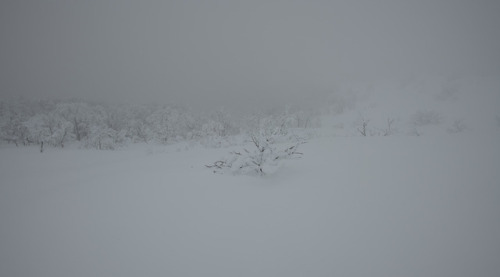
[0, 98, 320, 150]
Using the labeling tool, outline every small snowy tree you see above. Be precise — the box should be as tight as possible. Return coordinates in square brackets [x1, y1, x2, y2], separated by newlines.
[146, 106, 193, 144]
[24, 114, 50, 145]
[207, 132, 305, 176]
[127, 119, 149, 143]
[201, 109, 239, 138]
[44, 112, 73, 147]
[356, 115, 369, 137]
[246, 110, 295, 141]
[55, 102, 95, 141]
[382, 117, 396, 136]
[84, 126, 118, 150]
[198, 109, 240, 147]
[1, 111, 29, 146]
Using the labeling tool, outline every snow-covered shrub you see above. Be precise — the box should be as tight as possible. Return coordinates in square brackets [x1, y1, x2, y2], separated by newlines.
[355, 115, 370, 136]
[246, 111, 296, 142]
[206, 109, 239, 137]
[146, 105, 202, 144]
[1, 115, 29, 146]
[206, 133, 305, 176]
[24, 115, 50, 145]
[55, 102, 96, 142]
[146, 106, 180, 144]
[0, 103, 30, 146]
[194, 109, 240, 147]
[126, 119, 150, 143]
[43, 112, 73, 147]
[382, 117, 396, 136]
[48, 121, 72, 147]
[23, 113, 73, 147]
[83, 126, 127, 150]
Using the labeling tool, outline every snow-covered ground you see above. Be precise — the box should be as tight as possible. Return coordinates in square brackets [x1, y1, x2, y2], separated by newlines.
[1, 73, 500, 276]
[1, 132, 499, 276]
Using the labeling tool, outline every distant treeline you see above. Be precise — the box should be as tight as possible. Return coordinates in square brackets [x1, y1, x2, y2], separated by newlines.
[0, 98, 320, 150]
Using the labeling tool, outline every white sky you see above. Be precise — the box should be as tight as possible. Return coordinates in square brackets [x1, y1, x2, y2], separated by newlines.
[1, 0, 499, 112]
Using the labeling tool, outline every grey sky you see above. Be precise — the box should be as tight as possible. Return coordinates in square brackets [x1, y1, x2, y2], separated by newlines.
[1, 0, 499, 112]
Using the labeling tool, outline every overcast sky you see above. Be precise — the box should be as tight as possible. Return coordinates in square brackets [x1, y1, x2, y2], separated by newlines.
[1, 0, 499, 112]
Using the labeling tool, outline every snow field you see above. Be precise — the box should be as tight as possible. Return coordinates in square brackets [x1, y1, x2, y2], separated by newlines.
[1, 133, 499, 277]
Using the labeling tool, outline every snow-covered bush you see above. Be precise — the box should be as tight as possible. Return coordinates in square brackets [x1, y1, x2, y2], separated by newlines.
[126, 119, 149, 143]
[355, 114, 370, 136]
[24, 115, 50, 145]
[196, 109, 240, 148]
[206, 109, 239, 137]
[43, 112, 73, 147]
[1, 113, 29, 146]
[48, 122, 72, 147]
[0, 101, 32, 146]
[55, 102, 95, 141]
[21, 112, 74, 148]
[382, 117, 396, 136]
[146, 106, 180, 144]
[83, 126, 126, 150]
[146, 105, 201, 144]
[206, 133, 305, 176]
[246, 110, 296, 142]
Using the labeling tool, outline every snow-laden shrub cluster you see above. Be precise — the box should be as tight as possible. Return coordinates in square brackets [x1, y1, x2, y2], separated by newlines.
[206, 132, 305, 176]
[83, 127, 128, 150]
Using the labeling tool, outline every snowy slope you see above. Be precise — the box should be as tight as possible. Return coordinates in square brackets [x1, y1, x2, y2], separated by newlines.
[1, 132, 499, 277]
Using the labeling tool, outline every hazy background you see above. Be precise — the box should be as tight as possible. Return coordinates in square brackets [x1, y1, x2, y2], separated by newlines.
[1, 0, 499, 113]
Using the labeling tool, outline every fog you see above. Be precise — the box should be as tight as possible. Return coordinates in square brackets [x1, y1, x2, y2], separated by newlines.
[1, 0, 499, 113]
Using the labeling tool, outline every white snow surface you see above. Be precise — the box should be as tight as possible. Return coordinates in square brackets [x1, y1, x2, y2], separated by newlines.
[1, 72, 500, 276]
[1, 133, 500, 277]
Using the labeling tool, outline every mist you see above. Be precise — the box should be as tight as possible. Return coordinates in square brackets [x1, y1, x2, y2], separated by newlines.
[1, 0, 499, 113]
[2, 2, 500, 276]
